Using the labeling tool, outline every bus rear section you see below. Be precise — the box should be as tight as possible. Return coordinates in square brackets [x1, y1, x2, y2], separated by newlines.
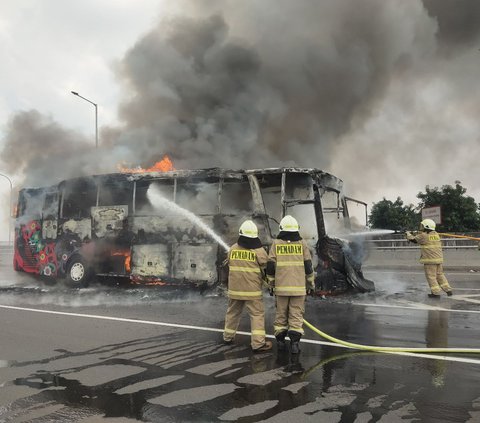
[14, 187, 60, 278]
[12, 172, 255, 289]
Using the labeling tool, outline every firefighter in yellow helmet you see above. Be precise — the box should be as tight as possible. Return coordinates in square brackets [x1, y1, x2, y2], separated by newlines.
[266, 215, 315, 354]
[223, 220, 273, 352]
[406, 219, 453, 298]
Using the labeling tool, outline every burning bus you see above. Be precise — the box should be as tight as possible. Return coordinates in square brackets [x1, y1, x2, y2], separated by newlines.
[13, 167, 374, 294]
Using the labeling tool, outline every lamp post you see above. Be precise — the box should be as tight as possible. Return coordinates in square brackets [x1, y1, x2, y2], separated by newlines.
[0, 173, 13, 246]
[71, 91, 98, 148]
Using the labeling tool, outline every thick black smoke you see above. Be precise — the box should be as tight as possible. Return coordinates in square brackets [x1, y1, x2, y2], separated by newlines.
[422, 0, 480, 48]
[109, 2, 416, 169]
[1, 0, 479, 198]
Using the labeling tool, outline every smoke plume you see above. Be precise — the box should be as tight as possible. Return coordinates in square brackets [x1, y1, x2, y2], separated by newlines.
[1, 0, 480, 208]
[1, 110, 99, 185]
[109, 0, 432, 170]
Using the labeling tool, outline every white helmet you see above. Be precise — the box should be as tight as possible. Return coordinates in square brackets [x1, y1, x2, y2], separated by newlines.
[239, 220, 258, 238]
[279, 215, 299, 232]
[421, 218, 436, 231]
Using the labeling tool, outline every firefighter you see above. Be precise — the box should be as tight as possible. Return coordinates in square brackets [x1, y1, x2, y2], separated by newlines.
[406, 219, 453, 298]
[223, 220, 273, 353]
[266, 215, 315, 354]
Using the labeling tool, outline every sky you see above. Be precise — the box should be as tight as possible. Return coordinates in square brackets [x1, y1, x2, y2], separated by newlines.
[1, 0, 480, 241]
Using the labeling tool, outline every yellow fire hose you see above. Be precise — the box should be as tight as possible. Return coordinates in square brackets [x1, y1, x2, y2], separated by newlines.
[301, 230, 480, 353]
[438, 232, 480, 242]
[303, 319, 480, 354]
[404, 231, 480, 242]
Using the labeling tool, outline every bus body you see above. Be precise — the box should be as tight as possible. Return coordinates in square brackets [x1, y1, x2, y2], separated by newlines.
[14, 167, 374, 293]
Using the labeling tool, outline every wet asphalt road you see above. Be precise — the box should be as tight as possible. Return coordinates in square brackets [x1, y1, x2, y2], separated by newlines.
[1, 254, 480, 421]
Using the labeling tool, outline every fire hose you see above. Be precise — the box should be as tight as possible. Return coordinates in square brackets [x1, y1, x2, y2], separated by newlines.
[299, 230, 480, 353]
[438, 232, 480, 242]
[399, 230, 480, 242]
[303, 319, 480, 354]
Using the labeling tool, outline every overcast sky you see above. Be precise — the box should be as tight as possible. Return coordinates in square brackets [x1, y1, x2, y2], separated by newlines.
[1, 0, 480, 241]
[0, 0, 172, 240]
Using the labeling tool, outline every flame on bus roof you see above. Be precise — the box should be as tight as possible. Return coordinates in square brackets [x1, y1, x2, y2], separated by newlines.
[118, 155, 175, 174]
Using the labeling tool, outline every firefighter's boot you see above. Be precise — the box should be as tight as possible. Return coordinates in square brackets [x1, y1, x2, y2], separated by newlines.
[276, 331, 288, 352]
[288, 330, 302, 354]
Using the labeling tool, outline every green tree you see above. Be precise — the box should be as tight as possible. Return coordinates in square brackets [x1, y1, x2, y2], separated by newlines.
[416, 182, 480, 232]
[369, 197, 419, 230]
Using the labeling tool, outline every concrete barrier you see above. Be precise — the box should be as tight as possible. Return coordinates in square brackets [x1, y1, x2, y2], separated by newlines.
[1, 243, 478, 271]
[364, 247, 480, 271]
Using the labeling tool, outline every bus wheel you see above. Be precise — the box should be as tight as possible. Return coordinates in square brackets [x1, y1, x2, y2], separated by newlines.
[66, 258, 90, 288]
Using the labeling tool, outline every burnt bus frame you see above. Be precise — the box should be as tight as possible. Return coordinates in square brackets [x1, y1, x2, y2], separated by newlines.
[14, 167, 369, 292]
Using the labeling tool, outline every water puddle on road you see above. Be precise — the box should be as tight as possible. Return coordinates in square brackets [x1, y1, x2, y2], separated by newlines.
[1, 330, 480, 422]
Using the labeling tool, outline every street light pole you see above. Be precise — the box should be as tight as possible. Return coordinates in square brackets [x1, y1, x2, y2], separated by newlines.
[0, 172, 13, 246]
[71, 91, 98, 148]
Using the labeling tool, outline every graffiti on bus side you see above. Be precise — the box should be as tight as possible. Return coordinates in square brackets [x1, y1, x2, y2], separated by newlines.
[14, 220, 58, 276]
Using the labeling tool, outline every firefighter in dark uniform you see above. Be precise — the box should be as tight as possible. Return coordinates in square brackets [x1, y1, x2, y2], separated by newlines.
[406, 218, 453, 298]
[223, 220, 273, 352]
[266, 215, 315, 353]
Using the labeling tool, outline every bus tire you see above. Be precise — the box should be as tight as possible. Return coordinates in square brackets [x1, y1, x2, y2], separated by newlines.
[66, 257, 90, 288]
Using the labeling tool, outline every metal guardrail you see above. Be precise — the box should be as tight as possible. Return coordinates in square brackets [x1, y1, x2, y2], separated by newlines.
[365, 237, 479, 251]
[0, 242, 13, 255]
[0, 237, 478, 252]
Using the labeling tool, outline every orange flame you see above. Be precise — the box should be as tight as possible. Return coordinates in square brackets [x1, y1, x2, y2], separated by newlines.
[130, 276, 167, 286]
[118, 155, 175, 174]
[125, 254, 131, 273]
[111, 250, 131, 273]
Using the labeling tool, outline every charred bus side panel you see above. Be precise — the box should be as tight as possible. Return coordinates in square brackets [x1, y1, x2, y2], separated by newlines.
[13, 168, 374, 293]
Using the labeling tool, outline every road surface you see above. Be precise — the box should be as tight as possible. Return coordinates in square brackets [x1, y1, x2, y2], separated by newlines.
[1, 250, 480, 422]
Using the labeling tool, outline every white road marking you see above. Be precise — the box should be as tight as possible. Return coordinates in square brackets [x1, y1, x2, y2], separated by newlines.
[448, 294, 480, 305]
[366, 270, 480, 276]
[447, 288, 480, 291]
[355, 301, 480, 314]
[1, 304, 480, 366]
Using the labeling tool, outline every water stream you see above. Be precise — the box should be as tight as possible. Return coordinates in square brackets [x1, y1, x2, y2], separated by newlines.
[345, 229, 396, 237]
[147, 185, 230, 252]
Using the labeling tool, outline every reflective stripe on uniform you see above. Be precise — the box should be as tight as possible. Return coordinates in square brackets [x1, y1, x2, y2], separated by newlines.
[229, 266, 261, 273]
[251, 329, 266, 336]
[420, 258, 443, 264]
[224, 328, 236, 334]
[276, 262, 304, 267]
[306, 274, 314, 282]
[289, 327, 304, 334]
[275, 286, 306, 293]
[228, 290, 262, 297]
[274, 325, 288, 332]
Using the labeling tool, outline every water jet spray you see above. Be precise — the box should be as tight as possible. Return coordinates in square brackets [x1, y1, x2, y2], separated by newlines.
[146, 185, 230, 252]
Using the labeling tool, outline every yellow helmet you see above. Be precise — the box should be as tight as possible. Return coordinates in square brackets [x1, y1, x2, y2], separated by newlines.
[279, 215, 299, 232]
[239, 220, 258, 238]
[420, 218, 436, 231]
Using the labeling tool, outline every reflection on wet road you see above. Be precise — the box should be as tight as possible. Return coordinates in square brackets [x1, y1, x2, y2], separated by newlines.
[1, 264, 480, 421]
[3, 326, 480, 422]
